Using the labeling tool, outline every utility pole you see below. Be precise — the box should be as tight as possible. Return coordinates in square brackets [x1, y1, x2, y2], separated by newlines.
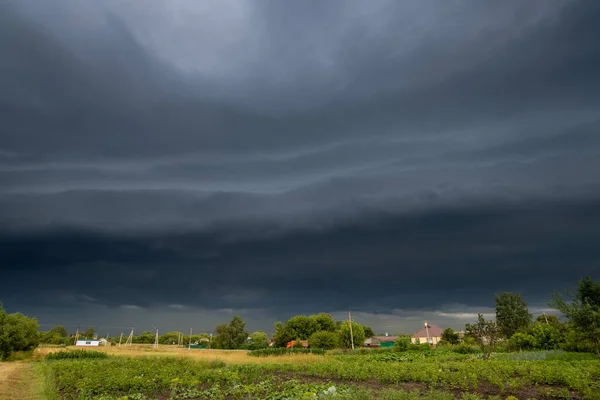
[348, 310, 354, 350]
[189, 328, 192, 350]
[154, 328, 159, 349]
[425, 321, 430, 345]
[118, 333, 123, 347]
[125, 328, 134, 346]
[74, 327, 79, 346]
[543, 312, 549, 325]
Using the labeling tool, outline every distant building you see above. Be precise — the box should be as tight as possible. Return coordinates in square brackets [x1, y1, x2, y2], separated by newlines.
[76, 339, 100, 347]
[364, 335, 396, 348]
[286, 340, 309, 348]
[411, 323, 443, 346]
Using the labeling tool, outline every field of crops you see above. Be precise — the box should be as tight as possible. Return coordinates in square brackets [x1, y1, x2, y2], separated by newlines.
[38, 349, 600, 399]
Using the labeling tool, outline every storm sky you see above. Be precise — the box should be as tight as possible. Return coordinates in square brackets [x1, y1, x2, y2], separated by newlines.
[1, 0, 600, 335]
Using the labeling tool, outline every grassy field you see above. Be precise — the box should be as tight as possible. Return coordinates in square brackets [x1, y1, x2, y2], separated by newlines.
[18, 346, 598, 399]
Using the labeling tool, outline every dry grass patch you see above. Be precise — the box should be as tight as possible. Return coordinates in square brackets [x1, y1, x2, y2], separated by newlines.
[37, 345, 326, 365]
[0, 362, 44, 400]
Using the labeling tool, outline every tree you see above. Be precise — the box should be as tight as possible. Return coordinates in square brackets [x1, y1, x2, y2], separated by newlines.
[84, 327, 96, 339]
[41, 325, 69, 345]
[246, 331, 269, 350]
[550, 276, 600, 357]
[285, 315, 319, 340]
[337, 320, 365, 350]
[0, 304, 40, 360]
[362, 325, 374, 338]
[133, 332, 155, 344]
[313, 313, 337, 332]
[272, 321, 293, 348]
[212, 315, 248, 350]
[465, 314, 501, 359]
[309, 331, 338, 349]
[159, 331, 182, 345]
[440, 328, 460, 345]
[495, 292, 532, 338]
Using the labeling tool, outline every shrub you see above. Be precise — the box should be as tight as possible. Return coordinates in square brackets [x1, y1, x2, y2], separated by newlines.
[309, 331, 338, 350]
[451, 343, 481, 354]
[394, 335, 411, 352]
[45, 350, 109, 360]
[508, 332, 535, 351]
[531, 324, 562, 350]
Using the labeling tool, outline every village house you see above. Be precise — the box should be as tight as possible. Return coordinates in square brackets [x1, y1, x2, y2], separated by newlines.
[411, 323, 443, 346]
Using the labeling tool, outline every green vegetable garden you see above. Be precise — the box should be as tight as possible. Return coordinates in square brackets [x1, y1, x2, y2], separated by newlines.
[40, 349, 600, 399]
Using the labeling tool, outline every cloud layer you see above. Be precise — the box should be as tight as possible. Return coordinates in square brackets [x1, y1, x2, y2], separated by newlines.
[1, 0, 599, 332]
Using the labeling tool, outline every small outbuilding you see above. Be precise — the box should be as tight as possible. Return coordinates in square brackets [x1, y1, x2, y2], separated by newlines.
[76, 339, 100, 347]
[364, 335, 396, 348]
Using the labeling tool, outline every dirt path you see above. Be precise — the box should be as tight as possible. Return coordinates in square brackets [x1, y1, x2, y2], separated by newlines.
[0, 362, 41, 400]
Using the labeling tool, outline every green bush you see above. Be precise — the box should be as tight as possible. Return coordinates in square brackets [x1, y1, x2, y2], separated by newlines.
[0, 304, 40, 360]
[309, 331, 338, 350]
[508, 332, 535, 351]
[450, 343, 481, 354]
[394, 335, 411, 352]
[45, 350, 109, 360]
[531, 324, 562, 350]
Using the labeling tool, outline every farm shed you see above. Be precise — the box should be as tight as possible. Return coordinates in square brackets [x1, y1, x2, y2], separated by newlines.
[411, 323, 443, 345]
[76, 339, 100, 347]
[364, 335, 396, 348]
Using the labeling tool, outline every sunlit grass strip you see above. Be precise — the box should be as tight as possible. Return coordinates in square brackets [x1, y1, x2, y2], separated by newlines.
[248, 347, 326, 357]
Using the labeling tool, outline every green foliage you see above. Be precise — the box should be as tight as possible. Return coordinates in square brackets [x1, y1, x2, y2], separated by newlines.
[286, 315, 320, 340]
[41, 325, 71, 345]
[273, 313, 339, 348]
[132, 331, 155, 344]
[83, 327, 96, 339]
[313, 313, 337, 332]
[550, 276, 600, 355]
[0, 303, 40, 360]
[394, 335, 411, 351]
[248, 347, 326, 357]
[560, 326, 596, 353]
[508, 332, 535, 351]
[494, 292, 532, 338]
[244, 331, 269, 350]
[46, 350, 109, 360]
[465, 314, 501, 359]
[212, 315, 248, 349]
[309, 331, 338, 350]
[158, 331, 181, 345]
[362, 325, 374, 338]
[440, 328, 460, 345]
[272, 321, 294, 348]
[531, 323, 562, 350]
[338, 320, 365, 349]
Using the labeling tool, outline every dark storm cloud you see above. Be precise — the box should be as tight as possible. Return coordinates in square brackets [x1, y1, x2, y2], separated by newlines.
[1, 0, 600, 331]
[2, 198, 600, 317]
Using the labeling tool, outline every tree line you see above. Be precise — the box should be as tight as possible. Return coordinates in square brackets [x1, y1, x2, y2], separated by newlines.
[434, 277, 600, 358]
[2, 276, 599, 358]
